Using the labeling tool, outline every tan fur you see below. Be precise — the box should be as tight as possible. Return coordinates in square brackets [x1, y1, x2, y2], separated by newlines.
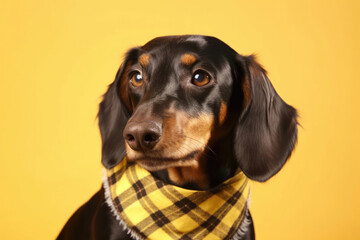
[156, 110, 214, 159]
[168, 164, 209, 189]
[181, 54, 197, 65]
[219, 101, 227, 125]
[139, 53, 150, 67]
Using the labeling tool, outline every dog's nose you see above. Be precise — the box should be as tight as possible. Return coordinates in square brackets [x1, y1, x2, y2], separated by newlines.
[123, 121, 162, 151]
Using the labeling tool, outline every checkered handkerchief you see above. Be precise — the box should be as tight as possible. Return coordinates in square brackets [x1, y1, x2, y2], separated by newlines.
[103, 158, 250, 240]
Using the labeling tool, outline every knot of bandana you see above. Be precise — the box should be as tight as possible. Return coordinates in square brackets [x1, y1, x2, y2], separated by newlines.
[103, 158, 250, 240]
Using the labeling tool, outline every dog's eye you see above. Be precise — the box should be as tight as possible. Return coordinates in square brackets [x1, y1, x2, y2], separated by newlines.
[191, 70, 211, 87]
[130, 72, 144, 87]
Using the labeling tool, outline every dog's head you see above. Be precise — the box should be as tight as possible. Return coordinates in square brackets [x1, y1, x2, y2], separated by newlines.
[98, 35, 297, 188]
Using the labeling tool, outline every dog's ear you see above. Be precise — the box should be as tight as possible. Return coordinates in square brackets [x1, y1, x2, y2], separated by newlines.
[233, 55, 298, 182]
[98, 48, 138, 169]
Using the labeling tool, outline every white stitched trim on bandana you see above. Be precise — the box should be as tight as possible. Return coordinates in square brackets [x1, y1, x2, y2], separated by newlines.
[102, 169, 143, 240]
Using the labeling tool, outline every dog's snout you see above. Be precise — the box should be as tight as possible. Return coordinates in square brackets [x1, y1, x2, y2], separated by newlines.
[123, 121, 162, 151]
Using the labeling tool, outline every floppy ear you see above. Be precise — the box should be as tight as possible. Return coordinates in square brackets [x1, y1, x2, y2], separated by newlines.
[98, 49, 138, 168]
[234, 55, 298, 182]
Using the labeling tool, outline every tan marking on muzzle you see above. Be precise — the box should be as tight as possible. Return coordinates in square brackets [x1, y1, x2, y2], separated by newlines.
[180, 113, 214, 146]
[155, 110, 214, 158]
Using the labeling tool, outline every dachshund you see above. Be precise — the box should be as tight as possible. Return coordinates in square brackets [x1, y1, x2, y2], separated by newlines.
[58, 35, 298, 240]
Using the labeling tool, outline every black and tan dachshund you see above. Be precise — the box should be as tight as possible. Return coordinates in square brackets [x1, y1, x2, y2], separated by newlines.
[58, 35, 298, 240]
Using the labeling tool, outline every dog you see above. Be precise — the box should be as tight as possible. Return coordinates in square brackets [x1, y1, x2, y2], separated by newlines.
[58, 35, 298, 240]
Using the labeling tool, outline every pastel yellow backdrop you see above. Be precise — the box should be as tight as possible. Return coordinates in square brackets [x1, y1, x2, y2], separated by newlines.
[1, 0, 359, 239]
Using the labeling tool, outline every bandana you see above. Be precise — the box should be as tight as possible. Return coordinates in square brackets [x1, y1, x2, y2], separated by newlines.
[103, 158, 250, 240]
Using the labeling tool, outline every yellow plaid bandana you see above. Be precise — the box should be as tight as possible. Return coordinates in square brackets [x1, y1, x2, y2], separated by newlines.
[103, 158, 250, 240]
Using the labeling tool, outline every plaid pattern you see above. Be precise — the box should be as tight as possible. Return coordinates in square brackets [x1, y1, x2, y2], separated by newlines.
[104, 158, 250, 240]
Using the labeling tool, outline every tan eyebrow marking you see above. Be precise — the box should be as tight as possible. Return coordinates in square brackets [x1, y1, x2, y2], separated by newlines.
[138, 53, 150, 67]
[181, 54, 197, 65]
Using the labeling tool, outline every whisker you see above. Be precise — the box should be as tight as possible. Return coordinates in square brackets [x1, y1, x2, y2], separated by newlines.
[183, 136, 216, 155]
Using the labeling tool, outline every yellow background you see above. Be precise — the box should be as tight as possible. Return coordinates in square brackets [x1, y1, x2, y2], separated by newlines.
[1, 0, 359, 239]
